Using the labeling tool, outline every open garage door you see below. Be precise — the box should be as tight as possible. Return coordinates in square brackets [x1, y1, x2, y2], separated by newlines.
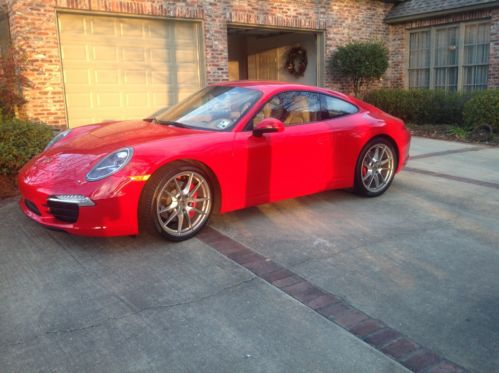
[228, 26, 323, 86]
[58, 13, 203, 127]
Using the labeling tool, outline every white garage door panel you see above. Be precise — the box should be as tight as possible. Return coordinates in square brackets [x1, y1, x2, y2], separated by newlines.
[58, 13, 203, 127]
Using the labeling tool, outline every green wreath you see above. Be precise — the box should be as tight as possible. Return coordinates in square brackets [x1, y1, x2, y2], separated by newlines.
[285, 47, 308, 77]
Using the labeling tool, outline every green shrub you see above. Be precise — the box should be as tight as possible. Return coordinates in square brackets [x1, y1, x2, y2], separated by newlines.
[0, 117, 53, 175]
[329, 41, 389, 97]
[463, 89, 499, 132]
[363, 89, 471, 126]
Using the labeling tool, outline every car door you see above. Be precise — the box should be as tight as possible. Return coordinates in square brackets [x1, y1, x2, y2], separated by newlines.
[319, 94, 363, 188]
[232, 91, 334, 208]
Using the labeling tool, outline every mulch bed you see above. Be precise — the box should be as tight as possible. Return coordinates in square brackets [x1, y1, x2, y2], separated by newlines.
[407, 124, 499, 146]
[0, 174, 19, 199]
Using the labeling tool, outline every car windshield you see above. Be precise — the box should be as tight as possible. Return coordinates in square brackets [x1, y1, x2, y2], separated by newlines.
[152, 86, 262, 131]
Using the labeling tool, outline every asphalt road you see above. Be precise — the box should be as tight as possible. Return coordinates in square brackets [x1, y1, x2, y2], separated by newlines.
[1, 137, 498, 372]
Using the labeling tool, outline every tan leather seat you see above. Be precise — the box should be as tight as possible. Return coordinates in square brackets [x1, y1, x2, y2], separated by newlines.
[285, 96, 310, 125]
[253, 102, 273, 127]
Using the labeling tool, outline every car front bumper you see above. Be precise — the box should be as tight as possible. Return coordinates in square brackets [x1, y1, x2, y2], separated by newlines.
[18, 176, 145, 237]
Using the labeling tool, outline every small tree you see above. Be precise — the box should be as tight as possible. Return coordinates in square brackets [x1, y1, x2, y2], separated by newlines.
[329, 41, 389, 97]
[0, 46, 30, 118]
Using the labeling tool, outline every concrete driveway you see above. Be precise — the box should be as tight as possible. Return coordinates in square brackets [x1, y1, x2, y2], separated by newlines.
[1, 136, 498, 372]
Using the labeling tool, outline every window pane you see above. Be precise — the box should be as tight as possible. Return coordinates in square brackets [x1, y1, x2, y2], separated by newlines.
[434, 27, 458, 91]
[409, 69, 430, 89]
[409, 31, 430, 69]
[463, 22, 490, 91]
[478, 23, 489, 43]
[447, 68, 458, 91]
[465, 24, 477, 44]
[463, 66, 489, 92]
[253, 91, 322, 127]
[252, 95, 286, 127]
[279, 91, 321, 126]
[434, 67, 457, 91]
[322, 95, 358, 119]
[435, 27, 458, 67]
[464, 45, 476, 64]
[408, 31, 430, 88]
[464, 23, 490, 64]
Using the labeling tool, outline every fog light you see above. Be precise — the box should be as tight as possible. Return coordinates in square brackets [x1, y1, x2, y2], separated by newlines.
[48, 195, 95, 207]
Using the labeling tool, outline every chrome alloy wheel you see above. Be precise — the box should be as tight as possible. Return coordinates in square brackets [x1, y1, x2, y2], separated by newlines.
[361, 143, 395, 193]
[156, 171, 211, 238]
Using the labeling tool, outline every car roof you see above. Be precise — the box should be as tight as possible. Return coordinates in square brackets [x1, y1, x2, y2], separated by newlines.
[213, 80, 352, 100]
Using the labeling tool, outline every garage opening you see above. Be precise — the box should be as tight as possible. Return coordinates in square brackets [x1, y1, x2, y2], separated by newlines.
[227, 25, 323, 86]
[58, 13, 204, 127]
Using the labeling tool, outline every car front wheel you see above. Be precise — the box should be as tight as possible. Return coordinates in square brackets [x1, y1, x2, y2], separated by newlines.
[354, 138, 397, 197]
[140, 164, 213, 241]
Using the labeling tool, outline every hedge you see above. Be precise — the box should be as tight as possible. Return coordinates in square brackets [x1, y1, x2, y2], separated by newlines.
[0, 117, 53, 175]
[363, 89, 471, 126]
[463, 90, 499, 132]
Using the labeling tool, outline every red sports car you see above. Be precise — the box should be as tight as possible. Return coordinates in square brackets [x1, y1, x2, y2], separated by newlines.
[18, 82, 411, 241]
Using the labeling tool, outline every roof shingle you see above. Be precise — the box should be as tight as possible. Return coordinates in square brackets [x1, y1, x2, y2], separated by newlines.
[385, 0, 499, 23]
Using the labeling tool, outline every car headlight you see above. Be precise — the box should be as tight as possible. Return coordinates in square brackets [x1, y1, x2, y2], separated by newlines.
[86, 147, 134, 181]
[45, 129, 72, 150]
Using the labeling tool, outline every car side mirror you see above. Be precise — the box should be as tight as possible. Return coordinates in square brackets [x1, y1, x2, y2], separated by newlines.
[253, 118, 285, 137]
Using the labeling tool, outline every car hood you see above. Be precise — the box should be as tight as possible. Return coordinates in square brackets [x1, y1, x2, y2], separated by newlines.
[58, 120, 207, 153]
[19, 120, 208, 188]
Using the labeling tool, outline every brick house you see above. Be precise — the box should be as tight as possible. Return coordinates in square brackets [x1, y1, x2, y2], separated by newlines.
[0, 0, 497, 128]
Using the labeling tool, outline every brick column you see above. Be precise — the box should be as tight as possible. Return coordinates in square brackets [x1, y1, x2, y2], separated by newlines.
[203, 0, 228, 84]
[488, 8, 499, 88]
[387, 24, 405, 89]
[8, 0, 67, 126]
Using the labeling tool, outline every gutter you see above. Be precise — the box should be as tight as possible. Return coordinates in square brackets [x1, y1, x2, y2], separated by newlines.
[384, 1, 499, 24]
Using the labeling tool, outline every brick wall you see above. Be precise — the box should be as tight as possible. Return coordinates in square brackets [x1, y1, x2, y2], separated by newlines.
[325, 0, 391, 92]
[3, 0, 392, 126]
[2, 0, 498, 127]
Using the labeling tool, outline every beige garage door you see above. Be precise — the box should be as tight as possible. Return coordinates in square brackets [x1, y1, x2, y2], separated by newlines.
[58, 13, 203, 127]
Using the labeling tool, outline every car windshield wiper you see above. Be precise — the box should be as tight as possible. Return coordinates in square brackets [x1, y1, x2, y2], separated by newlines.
[156, 120, 188, 128]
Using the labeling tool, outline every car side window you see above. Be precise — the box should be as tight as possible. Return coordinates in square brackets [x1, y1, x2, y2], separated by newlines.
[321, 94, 359, 119]
[252, 95, 284, 128]
[251, 91, 322, 128]
[280, 91, 322, 126]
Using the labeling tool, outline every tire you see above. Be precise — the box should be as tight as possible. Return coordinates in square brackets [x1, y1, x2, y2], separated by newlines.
[354, 138, 397, 197]
[139, 163, 213, 241]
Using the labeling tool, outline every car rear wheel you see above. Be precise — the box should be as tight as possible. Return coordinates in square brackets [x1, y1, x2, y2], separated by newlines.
[354, 138, 397, 197]
[140, 164, 213, 241]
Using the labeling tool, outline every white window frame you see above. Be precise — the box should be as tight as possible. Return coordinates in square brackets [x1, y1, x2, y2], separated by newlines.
[406, 20, 491, 91]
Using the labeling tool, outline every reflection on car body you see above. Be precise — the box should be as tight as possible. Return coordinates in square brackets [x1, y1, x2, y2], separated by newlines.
[18, 82, 411, 241]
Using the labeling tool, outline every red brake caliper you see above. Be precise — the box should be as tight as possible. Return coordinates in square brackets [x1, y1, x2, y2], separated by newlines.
[188, 181, 197, 218]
